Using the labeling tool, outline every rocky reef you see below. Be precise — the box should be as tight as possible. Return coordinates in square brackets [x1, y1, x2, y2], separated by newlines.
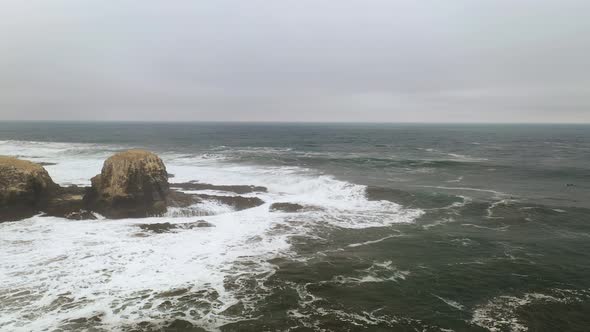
[0, 149, 270, 222]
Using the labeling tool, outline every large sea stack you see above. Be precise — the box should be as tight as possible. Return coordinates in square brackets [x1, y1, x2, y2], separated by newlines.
[0, 156, 58, 219]
[85, 149, 169, 218]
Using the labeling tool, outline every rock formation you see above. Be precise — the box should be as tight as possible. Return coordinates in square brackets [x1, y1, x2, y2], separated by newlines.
[84, 149, 169, 218]
[269, 202, 305, 212]
[1, 151, 268, 222]
[0, 156, 58, 219]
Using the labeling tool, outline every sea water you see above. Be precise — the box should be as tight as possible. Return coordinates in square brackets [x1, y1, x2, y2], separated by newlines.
[0, 122, 589, 331]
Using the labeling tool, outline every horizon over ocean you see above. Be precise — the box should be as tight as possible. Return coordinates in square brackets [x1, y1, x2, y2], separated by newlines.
[2, 120, 590, 124]
[1, 122, 590, 331]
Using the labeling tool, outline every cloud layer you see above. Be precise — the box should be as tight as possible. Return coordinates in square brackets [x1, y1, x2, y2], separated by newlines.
[1, 0, 589, 122]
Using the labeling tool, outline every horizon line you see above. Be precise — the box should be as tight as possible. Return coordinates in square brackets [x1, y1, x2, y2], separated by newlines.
[0, 120, 589, 125]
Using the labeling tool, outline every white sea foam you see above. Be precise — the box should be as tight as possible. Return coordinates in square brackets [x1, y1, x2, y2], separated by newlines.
[328, 261, 409, 285]
[446, 153, 487, 162]
[416, 185, 509, 200]
[470, 289, 590, 332]
[347, 234, 401, 248]
[432, 294, 465, 311]
[0, 140, 423, 331]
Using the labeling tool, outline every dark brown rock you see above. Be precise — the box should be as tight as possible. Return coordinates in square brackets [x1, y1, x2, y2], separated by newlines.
[171, 181, 267, 194]
[138, 220, 215, 233]
[166, 190, 201, 208]
[64, 210, 97, 220]
[194, 194, 264, 211]
[43, 185, 87, 218]
[269, 202, 305, 212]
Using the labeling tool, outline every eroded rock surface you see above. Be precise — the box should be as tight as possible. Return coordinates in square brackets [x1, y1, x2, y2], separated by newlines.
[0, 156, 58, 220]
[85, 150, 169, 218]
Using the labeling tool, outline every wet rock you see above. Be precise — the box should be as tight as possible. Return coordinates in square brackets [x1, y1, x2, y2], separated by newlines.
[43, 185, 89, 219]
[84, 150, 169, 218]
[269, 202, 305, 212]
[0, 156, 58, 221]
[171, 181, 267, 194]
[37, 162, 58, 166]
[138, 222, 177, 233]
[167, 190, 201, 208]
[195, 194, 264, 211]
[64, 210, 97, 220]
[138, 220, 215, 233]
[192, 220, 214, 228]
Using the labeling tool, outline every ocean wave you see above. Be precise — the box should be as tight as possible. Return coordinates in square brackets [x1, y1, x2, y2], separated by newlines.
[328, 261, 410, 285]
[0, 141, 423, 331]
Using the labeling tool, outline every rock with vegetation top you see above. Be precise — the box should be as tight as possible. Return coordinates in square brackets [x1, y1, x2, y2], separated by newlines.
[0, 156, 58, 220]
[84, 149, 169, 218]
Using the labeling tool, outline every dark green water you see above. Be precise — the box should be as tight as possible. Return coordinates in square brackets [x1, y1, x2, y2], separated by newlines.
[0, 122, 589, 331]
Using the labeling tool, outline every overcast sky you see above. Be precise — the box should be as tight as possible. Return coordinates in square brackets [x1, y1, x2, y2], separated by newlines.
[1, 0, 589, 122]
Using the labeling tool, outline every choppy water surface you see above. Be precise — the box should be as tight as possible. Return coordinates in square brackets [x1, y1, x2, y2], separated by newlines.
[0, 122, 589, 332]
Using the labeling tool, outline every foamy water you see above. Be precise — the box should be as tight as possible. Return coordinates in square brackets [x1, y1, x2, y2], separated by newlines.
[0, 140, 421, 331]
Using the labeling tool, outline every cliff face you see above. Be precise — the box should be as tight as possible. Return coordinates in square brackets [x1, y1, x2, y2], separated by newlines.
[85, 149, 169, 218]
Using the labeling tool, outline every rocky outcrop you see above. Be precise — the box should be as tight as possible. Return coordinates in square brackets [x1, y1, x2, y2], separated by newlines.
[84, 150, 169, 218]
[0, 156, 58, 220]
[1, 151, 268, 222]
[269, 202, 305, 212]
[137, 220, 214, 234]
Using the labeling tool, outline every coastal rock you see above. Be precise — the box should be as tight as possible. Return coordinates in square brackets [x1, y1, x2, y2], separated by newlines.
[269, 202, 305, 212]
[138, 220, 215, 233]
[64, 210, 98, 220]
[0, 156, 57, 220]
[44, 185, 94, 219]
[194, 194, 264, 211]
[85, 150, 169, 218]
[171, 181, 267, 194]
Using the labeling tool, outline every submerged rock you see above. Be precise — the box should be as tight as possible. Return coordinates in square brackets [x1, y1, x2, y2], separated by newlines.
[195, 194, 264, 211]
[85, 150, 169, 218]
[138, 222, 177, 233]
[138, 220, 215, 233]
[171, 182, 267, 194]
[269, 202, 305, 212]
[64, 210, 97, 220]
[0, 156, 58, 220]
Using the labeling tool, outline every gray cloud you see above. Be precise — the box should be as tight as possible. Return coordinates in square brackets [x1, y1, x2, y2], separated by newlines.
[1, 0, 589, 122]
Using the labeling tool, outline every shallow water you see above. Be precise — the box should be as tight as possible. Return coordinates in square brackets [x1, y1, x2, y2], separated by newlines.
[0, 122, 589, 331]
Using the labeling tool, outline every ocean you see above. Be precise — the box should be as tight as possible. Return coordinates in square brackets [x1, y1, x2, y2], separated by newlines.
[0, 122, 589, 332]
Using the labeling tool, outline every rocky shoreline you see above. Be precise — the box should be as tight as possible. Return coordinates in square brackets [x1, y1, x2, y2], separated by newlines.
[0, 150, 269, 222]
[0, 149, 326, 223]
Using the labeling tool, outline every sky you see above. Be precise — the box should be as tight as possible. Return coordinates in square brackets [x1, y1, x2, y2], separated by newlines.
[0, 0, 589, 123]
